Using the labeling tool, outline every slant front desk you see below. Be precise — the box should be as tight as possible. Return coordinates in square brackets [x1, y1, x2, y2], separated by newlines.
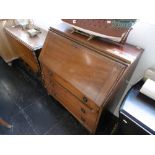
[39, 23, 143, 133]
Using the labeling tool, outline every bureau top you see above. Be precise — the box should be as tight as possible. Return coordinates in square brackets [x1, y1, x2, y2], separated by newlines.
[5, 26, 47, 51]
[50, 23, 143, 64]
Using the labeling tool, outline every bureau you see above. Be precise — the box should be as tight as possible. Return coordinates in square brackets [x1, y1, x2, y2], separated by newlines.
[39, 23, 143, 133]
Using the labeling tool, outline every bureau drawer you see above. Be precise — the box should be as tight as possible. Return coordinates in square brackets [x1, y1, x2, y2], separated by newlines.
[52, 80, 99, 133]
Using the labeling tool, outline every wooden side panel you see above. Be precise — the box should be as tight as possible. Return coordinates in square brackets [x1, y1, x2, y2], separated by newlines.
[6, 33, 40, 73]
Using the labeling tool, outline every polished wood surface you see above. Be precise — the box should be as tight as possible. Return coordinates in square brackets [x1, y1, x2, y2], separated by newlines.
[5, 26, 47, 51]
[39, 23, 143, 133]
[5, 26, 47, 73]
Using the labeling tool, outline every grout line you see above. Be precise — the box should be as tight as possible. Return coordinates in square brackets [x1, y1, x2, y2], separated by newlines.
[43, 112, 67, 135]
[19, 93, 48, 112]
[12, 101, 39, 135]
[20, 109, 39, 135]
[43, 122, 59, 135]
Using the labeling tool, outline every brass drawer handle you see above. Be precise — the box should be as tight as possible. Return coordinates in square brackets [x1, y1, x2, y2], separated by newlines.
[82, 96, 88, 103]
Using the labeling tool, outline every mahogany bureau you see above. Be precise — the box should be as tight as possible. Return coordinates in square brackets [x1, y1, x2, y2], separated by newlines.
[39, 23, 143, 133]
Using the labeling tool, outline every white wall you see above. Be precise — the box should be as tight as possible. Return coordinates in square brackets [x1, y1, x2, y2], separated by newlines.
[34, 19, 62, 30]
[113, 20, 155, 116]
[33, 19, 155, 116]
[127, 21, 155, 84]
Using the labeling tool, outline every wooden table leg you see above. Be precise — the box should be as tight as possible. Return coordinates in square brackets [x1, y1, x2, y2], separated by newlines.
[0, 118, 12, 128]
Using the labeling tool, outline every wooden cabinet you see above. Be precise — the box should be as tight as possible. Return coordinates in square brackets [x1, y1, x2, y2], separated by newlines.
[39, 23, 143, 133]
[5, 26, 47, 73]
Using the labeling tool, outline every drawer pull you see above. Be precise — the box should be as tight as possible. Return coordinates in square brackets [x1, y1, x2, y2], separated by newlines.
[81, 108, 86, 113]
[83, 96, 88, 103]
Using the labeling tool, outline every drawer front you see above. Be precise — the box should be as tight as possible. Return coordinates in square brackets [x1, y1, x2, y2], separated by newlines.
[52, 80, 99, 133]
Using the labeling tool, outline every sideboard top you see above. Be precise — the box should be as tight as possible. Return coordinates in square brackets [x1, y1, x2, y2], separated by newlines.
[5, 26, 47, 51]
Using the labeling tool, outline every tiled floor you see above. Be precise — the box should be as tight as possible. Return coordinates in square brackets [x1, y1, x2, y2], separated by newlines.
[0, 58, 117, 135]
